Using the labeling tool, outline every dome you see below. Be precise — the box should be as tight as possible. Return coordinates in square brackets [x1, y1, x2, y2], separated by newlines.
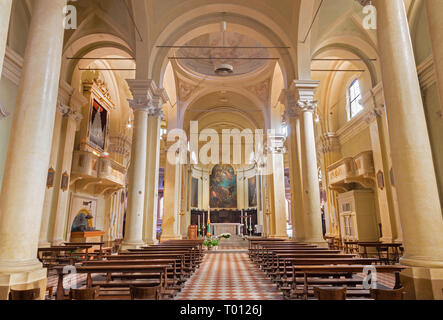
[176, 32, 270, 77]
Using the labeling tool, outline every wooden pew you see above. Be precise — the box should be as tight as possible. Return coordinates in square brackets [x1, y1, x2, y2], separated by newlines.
[75, 264, 171, 300]
[103, 254, 192, 279]
[289, 265, 407, 300]
[122, 250, 200, 271]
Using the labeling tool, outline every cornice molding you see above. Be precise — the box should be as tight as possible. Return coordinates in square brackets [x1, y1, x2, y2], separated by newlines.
[417, 55, 437, 91]
[2, 46, 23, 86]
[0, 103, 9, 119]
[318, 132, 341, 155]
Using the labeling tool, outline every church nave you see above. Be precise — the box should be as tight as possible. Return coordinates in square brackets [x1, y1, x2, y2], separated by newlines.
[175, 251, 282, 301]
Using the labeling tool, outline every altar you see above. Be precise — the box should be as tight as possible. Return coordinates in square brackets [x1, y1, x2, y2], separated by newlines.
[211, 223, 243, 237]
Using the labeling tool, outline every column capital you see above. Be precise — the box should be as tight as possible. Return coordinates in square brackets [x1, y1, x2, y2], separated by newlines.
[281, 80, 320, 116]
[280, 89, 302, 120]
[267, 134, 287, 154]
[127, 79, 169, 113]
[292, 80, 320, 113]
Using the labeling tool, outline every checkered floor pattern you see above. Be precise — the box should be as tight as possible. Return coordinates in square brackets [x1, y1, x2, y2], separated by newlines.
[175, 252, 283, 300]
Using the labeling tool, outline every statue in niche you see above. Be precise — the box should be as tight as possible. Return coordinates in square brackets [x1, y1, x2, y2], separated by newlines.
[71, 210, 96, 232]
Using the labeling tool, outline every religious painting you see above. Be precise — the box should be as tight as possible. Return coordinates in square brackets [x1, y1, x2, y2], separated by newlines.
[46, 168, 55, 189]
[89, 99, 108, 150]
[248, 176, 257, 207]
[61, 172, 69, 192]
[191, 177, 199, 208]
[210, 165, 237, 208]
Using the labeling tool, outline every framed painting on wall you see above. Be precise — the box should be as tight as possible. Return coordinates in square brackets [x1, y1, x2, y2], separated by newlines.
[61, 172, 69, 192]
[191, 177, 199, 208]
[248, 176, 257, 207]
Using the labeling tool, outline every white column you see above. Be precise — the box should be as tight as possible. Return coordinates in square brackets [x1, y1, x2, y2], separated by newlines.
[282, 89, 306, 241]
[39, 109, 63, 247]
[0, 0, 13, 76]
[0, 0, 67, 296]
[374, 0, 443, 299]
[268, 135, 289, 239]
[425, 0, 443, 115]
[51, 92, 85, 244]
[121, 80, 151, 249]
[143, 108, 162, 245]
[294, 80, 326, 246]
[161, 153, 182, 241]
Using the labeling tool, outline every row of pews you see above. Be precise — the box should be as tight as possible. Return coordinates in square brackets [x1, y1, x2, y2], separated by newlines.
[249, 238, 407, 300]
[48, 240, 204, 300]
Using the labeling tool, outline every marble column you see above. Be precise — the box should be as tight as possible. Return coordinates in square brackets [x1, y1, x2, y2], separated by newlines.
[0, 0, 12, 76]
[425, 0, 443, 115]
[143, 101, 164, 245]
[374, 0, 443, 299]
[160, 150, 182, 241]
[268, 135, 289, 239]
[363, 87, 401, 243]
[282, 90, 306, 241]
[39, 107, 64, 247]
[121, 80, 151, 249]
[294, 80, 327, 246]
[51, 91, 85, 245]
[0, 0, 66, 299]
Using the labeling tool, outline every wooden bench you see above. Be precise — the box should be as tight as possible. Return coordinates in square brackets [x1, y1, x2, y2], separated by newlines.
[75, 264, 171, 300]
[289, 265, 407, 300]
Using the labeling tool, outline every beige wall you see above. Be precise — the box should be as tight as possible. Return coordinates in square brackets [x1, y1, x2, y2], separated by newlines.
[340, 127, 372, 159]
[0, 76, 18, 191]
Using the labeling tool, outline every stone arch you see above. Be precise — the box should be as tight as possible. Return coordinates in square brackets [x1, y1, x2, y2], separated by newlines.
[148, 4, 298, 90]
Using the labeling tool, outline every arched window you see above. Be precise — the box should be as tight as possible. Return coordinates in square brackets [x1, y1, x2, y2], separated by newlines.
[348, 79, 364, 120]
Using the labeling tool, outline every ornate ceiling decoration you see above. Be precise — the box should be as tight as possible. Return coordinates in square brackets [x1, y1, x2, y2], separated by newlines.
[176, 32, 270, 77]
[246, 79, 270, 104]
[178, 80, 203, 102]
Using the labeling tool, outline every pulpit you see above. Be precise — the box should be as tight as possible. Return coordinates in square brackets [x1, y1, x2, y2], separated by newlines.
[188, 225, 198, 240]
[70, 231, 105, 244]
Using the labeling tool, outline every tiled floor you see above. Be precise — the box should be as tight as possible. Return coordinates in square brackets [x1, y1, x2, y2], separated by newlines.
[175, 252, 283, 300]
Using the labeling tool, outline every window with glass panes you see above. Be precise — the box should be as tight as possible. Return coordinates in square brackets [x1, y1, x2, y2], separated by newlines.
[348, 79, 364, 119]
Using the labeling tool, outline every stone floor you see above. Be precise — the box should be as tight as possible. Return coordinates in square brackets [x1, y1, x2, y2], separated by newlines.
[175, 251, 283, 300]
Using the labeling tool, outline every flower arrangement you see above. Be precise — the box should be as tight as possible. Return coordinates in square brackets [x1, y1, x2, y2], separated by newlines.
[203, 237, 219, 249]
[203, 233, 230, 250]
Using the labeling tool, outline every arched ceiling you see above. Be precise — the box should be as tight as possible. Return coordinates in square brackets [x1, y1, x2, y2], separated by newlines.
[183, 91, 264, 133]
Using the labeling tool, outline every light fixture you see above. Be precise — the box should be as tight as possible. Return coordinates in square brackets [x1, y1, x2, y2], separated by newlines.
[214, 21, 234, 75]
[214, 63, 234, 75]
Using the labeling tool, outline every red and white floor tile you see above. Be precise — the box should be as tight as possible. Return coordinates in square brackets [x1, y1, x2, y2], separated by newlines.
[175, 252, 283, 300]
